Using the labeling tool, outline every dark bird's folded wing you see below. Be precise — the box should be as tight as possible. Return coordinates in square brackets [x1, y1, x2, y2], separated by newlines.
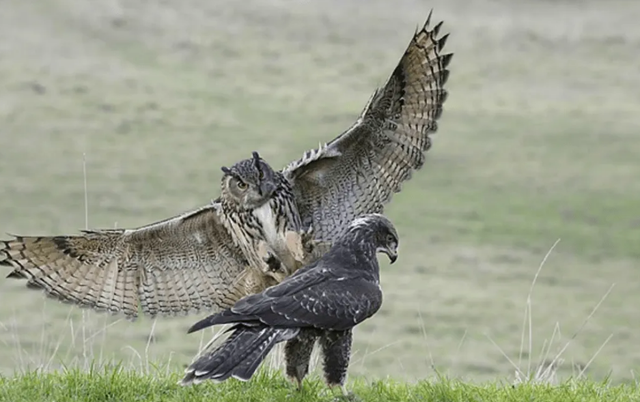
[266, 278, 383, 331]
[189, 264, 382, 333]
[1, 204, 256, 319]
[283, 12, 452, 243]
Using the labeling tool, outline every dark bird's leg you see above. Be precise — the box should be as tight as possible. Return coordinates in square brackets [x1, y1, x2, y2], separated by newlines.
[284, 329, 319, 390]
[319, 329, 353, 396]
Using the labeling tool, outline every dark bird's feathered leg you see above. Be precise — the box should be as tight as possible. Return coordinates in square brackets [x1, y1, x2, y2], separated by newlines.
[320, 329, 353, 395]
[284, 329, 320, 390]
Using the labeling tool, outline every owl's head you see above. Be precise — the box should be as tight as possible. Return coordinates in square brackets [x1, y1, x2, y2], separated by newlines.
[220, 151, 277, 210]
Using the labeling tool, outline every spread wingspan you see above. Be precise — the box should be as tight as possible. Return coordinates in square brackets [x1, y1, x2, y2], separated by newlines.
[284, 11, 452, 243]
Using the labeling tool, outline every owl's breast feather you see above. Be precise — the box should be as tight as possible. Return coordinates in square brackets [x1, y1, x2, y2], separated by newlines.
[252, 203, 279, 245]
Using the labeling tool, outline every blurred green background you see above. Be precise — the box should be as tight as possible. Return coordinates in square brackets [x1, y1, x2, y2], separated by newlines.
[0, 0, 638, 384]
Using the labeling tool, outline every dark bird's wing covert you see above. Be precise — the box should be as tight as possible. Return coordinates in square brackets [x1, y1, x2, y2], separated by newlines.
[190, 263, 383, 333]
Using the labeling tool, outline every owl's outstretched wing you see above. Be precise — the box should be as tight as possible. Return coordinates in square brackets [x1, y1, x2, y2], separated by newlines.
[283, 12, 452, 243]
[0, 204, 258, 319]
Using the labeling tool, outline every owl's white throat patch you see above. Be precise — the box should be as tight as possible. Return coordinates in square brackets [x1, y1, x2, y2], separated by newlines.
[253, 203, 279, 244]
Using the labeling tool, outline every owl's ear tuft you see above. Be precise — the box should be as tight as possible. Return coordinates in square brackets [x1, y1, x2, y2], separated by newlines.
[252, 151, 263, 174]
[221, 166, 232, 175]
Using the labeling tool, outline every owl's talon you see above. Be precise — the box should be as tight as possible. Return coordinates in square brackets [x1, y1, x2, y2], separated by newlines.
[300, 226, 316, 255]
[303, 240, 315, 254]
[263, 252, 282, 273]
[304, 225, 314, 237]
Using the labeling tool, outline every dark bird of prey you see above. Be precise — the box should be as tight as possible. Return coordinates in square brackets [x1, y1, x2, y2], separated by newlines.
[0, 12, 450, 318]
[180, 213, 399, 394]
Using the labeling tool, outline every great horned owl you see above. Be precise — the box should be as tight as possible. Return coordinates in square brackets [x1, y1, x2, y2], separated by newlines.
[0, 14, 451, 323]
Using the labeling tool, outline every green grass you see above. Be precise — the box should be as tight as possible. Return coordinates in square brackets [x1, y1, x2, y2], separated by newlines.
[1, 0, 639, 386]
[1, 368, 638, 402]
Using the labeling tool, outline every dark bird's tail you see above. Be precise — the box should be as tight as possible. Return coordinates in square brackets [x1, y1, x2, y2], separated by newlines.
[180, 324, 299, 385]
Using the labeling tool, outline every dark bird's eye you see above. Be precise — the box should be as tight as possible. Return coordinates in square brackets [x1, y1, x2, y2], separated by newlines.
[237, 181, 248, 190]
[386, 234, 395, 244]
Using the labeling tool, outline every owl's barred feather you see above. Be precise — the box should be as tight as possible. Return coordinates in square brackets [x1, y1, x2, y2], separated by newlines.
[1, 206, 253, 319]
[1, 12, 451, 329]
[284, 10, 451, 243]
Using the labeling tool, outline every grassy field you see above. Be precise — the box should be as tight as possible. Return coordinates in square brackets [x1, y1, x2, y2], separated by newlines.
[0, 0, 638, 387]
[1, 369, 639, 402]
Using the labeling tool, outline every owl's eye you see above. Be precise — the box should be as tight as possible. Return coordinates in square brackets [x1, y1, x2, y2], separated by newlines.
[237, 181, 248, 191]
[258, 170, 265, 180]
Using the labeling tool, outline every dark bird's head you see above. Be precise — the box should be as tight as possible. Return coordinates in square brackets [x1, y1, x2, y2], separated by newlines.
[345, 213, 399, 264]
[220, 152, 278, 210]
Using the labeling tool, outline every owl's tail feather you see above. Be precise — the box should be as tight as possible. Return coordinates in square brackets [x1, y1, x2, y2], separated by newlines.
[180, 324, 299, 385]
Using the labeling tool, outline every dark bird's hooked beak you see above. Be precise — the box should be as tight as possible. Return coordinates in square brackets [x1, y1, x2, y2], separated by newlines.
[387, 251, 398, 264]
[383, 245, 398, 264]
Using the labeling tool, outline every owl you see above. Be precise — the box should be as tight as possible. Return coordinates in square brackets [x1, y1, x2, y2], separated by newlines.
[1, 11, 451, 359]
